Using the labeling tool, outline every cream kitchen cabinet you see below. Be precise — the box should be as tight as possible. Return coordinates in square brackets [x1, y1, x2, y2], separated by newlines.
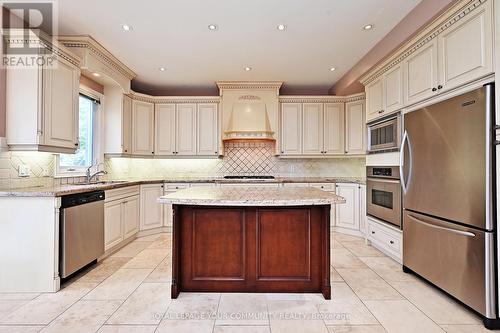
[302, 103, 324, 155]
[323, 103, 345, 155]
[359, 184, 366, 234]
[366, 64, 403, 123]
[132, 100, 155, 156]
[197, 103, 219, 156]
[155, 104, 176, 156]
[280, 103, 302, 155]
[437, 0, 493, 93]
[6, 53, 80, 153]
[140, 184, 165, 231]
[335, 183, 360, 231]
[345, 100, 366, 155]
[281, 102, 347, 157]
[163, 183, 190, 230]
[103, 87, 132, 156]
[104, 186, 140, 252]
[365, 77, 384, 122]
[403, 39, 438, 106]
[176, 104, 197, 156]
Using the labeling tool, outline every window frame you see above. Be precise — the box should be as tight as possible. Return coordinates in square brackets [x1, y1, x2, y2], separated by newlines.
[55, 86, 104, 177]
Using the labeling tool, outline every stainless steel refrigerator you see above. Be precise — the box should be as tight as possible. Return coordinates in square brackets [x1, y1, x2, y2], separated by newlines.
[401, 83, 497, 325]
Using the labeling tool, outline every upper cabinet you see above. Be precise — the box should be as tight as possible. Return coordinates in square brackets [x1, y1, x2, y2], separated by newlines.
[103, 87, 132, 156]
[131, 100, 155, 156]
[197, 103, 219, 156]
[279, 96, 365, 158]
[6, 46, 81, 153]
[155, 104, 176, 156]
[363, 0, 494, 121]
[175, 104, 197, 156]
[345, 100, 366, 155]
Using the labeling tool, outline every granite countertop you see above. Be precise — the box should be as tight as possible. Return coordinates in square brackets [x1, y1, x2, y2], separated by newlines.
[158, 186, 346, 206]
[0, 177, 365, 197]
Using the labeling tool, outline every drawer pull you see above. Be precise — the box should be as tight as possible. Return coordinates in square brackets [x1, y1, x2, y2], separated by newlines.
[389, 240, 394, 244]
[407, 214, 475, 237]
[371, 231, 375, 234]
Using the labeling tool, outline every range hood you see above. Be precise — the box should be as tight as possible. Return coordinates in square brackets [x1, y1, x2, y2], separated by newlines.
[224, 95, 274, 140]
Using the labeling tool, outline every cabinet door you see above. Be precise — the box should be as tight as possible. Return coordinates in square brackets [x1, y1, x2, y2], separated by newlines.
[176, 104, 197, 155]
[404, 39, 438, 105]
[323, 103, 344, 155]
[42, 58, 79, 149]
[345, 101, 366, 155]
[197, 103, 218, 156]
[335, 183, 360, 230]
[302, 103, 323, 155]
[384, 64, 404, 113]
[366, 77, 384, 122]
[123, 195, 140, 239]
[359, 185, 366, 235]
[140, 184, 164, 231]
[104, 200, 124, 251]
[155, 104, 176, 156]
[122, 96, 132, 154]
[280, 103, 302, 155]
[132, 100, 155, 156]
[438, 1, 493, 92]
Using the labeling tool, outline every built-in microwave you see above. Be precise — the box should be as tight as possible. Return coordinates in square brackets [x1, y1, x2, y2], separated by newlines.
[367, 114, 401, 154]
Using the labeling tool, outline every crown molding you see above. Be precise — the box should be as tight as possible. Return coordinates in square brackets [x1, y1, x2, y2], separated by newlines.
[3, 29, 81, 67]
[128, 92, 220, 104]
[278, 93, 365, 104]
[360, 0, 487, 85]
[58, 35, 136, 80]
[216, 81, 283, 94]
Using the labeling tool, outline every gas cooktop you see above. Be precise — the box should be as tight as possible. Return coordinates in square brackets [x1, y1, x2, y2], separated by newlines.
[223, 175, 275, 180]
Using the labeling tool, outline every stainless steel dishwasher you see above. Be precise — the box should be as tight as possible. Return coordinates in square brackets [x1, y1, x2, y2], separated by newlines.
[60, 190, 105, 278]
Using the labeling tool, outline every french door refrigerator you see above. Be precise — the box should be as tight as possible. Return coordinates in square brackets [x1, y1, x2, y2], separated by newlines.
[401, 83, 497, 325]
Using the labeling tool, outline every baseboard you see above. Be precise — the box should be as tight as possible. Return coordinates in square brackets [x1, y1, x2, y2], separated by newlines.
[137, 226, 169, 237]
[0, 137, 7, 152]
[331, 226, 364, 238]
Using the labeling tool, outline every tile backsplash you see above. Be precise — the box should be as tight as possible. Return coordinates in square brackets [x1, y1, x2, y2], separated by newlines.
[105, 141, 366, 180]
[0, 141, 366, 188]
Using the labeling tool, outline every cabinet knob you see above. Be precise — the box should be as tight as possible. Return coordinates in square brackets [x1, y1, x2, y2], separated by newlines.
[378, 110, 384, 114]
[390, 240, 394, 244]
[371, 231, 375, 234]
[152, 152, 154, 154]
[437, 85, 443, 90]
[215, 151, 218, 155]
[124, 149, 128, 152]
[75, 143, 79, 146]
[281, 151, 284, 154]
[432, 87, 437, 92]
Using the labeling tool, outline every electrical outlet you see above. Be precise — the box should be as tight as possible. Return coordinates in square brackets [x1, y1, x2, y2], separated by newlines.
[18, 164, 30, 177]
[42, 166, 52, 177]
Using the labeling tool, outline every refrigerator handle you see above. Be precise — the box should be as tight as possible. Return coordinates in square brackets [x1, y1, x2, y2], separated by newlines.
[399, 130, 409, 193]
[407, 214, 476, 237]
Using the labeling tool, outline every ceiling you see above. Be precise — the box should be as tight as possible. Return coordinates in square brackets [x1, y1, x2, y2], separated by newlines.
[57, 0, 421, 95]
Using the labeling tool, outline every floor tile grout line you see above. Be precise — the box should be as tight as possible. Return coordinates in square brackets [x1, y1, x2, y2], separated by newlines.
[211, 293, 222, 333]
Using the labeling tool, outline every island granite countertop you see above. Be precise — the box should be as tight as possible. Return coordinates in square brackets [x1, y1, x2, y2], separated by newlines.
[0, 177, 365, 197]
[158, 186, 346, 206]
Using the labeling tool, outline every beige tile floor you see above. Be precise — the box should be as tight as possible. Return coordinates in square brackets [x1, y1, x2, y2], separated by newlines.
[0, 232, 488, 333]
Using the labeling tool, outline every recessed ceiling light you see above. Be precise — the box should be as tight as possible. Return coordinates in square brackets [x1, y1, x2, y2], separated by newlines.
[159, 67, 166, 72]
[208, 24, 218, 31]
[329, 67, 336, 72]
[244, 67, 252, 71]
[363, 24, 374, 31]
[122, 24, 132, 31]
[277, 24, 286, 31]
[92, 72, 101, 77]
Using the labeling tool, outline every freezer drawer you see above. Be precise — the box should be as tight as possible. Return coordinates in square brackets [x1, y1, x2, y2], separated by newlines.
[403, 210, 495, 318]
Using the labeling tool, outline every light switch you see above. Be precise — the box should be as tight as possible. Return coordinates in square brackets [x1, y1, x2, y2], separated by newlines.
[18, 164, 30, 177]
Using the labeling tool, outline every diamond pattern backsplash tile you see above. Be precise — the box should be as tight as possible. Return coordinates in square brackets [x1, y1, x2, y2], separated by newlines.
[105, 141, 366, 180]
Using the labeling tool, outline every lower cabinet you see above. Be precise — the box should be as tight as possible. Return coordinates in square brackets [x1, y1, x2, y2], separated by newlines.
[163, 184, 190, 229]
[104, 186, 140, 251]
[367, 216, 402, 263]
[140, 184, 165, 231]
[335, 183, 364, 234]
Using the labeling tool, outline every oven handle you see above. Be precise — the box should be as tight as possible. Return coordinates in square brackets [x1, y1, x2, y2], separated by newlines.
[399, 130, 412, 194]
[366, 178, 401, 184]
[407, 214, 476, 238]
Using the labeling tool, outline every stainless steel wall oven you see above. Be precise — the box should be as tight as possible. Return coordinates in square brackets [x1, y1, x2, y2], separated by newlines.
[366, 166, 401, 228]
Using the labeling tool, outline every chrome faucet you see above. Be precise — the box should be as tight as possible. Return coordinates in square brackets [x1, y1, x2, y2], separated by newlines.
[85, 163, 108, 184]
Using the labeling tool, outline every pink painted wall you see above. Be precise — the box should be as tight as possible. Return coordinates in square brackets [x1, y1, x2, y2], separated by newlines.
[330, 0, 455, 95]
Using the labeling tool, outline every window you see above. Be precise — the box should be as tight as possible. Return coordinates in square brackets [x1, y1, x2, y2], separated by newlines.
[58, 94, 99, 174]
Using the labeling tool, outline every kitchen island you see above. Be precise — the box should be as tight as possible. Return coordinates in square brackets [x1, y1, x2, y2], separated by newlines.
[158, 186, 345, 299]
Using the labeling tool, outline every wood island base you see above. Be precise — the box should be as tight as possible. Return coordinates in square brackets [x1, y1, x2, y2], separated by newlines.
[171, 204, 331, 299]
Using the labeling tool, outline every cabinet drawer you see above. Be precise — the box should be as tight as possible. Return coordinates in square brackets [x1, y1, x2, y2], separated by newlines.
[165, 183, 189, 191]
[310, 183, 335, 191]
[367, 217, 402, 261]
[283, 183, 310, 188]
[105, 185, 140, 202]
